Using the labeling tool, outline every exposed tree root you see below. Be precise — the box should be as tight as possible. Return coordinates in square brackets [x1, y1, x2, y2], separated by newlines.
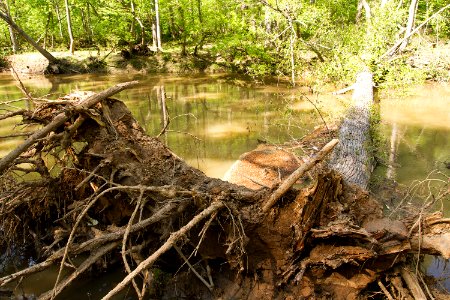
[0, 82, 448, 299]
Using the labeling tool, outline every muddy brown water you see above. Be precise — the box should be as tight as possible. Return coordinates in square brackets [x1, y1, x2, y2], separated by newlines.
[0, 73, 449, 297]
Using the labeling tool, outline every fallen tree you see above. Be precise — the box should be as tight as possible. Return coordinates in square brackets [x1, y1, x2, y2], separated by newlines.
[330, 70, 374, 189]
[0, 81, 448, 299]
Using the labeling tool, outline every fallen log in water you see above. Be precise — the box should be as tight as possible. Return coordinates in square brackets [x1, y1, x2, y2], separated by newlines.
[329, 71, 374, 189]
[0, 81, 448, 299]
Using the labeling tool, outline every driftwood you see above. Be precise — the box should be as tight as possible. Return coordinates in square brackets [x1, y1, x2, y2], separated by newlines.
[0, 82, 448, 300]
[330, 71, 374, 189]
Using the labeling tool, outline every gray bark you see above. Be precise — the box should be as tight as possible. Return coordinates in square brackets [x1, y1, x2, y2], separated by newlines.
[0, 11, 58, 63]
[154, 0, 162, 51]
[2, 0, 18, 52]
[329, 71, 374, 189]
[400, 0, 419, 51]
[64, 0, 74, 55]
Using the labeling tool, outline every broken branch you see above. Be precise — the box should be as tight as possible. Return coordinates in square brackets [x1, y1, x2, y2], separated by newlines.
[261, 138, 339, 213]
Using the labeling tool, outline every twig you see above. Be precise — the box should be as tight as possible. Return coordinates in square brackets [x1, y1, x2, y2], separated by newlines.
[0, 109, 27, 121]
[377, 280, 394, 300]
[121, 188, 145, 299]
[0, 132, 33, 139]
[51, 184, 107, 300]
[303, 95, 329, 132]
[174, 245, 213, 291]
[10, 67, 33, 102]
[399, 266, 427, 300]
[101, 200, 226, 300]
[39, 242, 119, 300]
[261, 139, 339, 213]
[0, 200, 184, 287]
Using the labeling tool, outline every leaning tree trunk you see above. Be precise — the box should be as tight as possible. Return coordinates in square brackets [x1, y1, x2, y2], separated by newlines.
[0, 11, 58, 63]
[400, 0, 419, 51]
[329, 71, 374, 189]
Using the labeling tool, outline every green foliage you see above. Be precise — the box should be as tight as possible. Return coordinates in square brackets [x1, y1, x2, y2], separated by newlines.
[0, 0, 448, 84]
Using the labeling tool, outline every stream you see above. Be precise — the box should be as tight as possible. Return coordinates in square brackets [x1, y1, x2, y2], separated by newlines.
[0, 73, 449, 297]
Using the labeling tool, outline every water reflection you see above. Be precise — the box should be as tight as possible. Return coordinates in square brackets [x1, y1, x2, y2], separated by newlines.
[0, 73, 326, 179]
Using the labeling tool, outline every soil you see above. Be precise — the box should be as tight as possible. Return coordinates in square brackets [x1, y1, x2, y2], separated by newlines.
[4, 50, 225, 75]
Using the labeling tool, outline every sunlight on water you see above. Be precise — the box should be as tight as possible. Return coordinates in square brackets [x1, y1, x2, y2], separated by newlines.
[381, 83, 450, 130]
[204, 122, 249, 138]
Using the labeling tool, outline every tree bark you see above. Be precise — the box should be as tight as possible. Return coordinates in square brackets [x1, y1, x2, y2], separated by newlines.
[0, 11, 58, 63]
[400, 0, 419, 51]
[64, 0, 74, 55]
[2, 0, 18, 52]
[154, 0, 162, 51]
[329, 71, 374, 189]
[53, 0, 64, 38]
[131, 0, 145, 45]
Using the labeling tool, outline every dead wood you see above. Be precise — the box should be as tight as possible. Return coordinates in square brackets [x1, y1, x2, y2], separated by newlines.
[0, 80, 139, 174]
[399, 266, 428, 300]
[330, 71, 374, 189]
[0, 81, 448, 300]
[101, 200, 226, 300]
[261, 138, 338, 212]
[40, 242, 120, 300]
[0, 109, 27, 121]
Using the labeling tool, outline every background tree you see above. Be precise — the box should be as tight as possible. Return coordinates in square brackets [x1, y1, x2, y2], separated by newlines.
[64, 0, 74, 54]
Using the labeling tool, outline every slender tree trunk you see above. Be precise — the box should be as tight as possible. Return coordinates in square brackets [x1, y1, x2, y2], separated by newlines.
[178, 5, 186, 56]
[53, 0, 64, 39]
[80, 4, 92, 45]
[130, 0, 136, 41]
[64, 0, 74, 55]
[0, 11, 58, 63]
[197, 0, 202, 23]
[154, 0, 162, 51]
[2, 0, 18, 52]
[400, 0, 419, 50]
[152, 23, 157, 49]
[44, 11, 52, 49]
[356, 0, 371, 22]
[131, 0, 145, 45]
[168, 6, 177, 39]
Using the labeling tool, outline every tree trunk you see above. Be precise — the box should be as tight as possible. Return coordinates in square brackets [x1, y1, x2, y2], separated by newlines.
[0, 11, 58, 63]
[2, 0, 18, 53]
[329, 71, 374, 189]
[154, 0, 162, 51]
[196, 0, 202, 23]
[356, 0, 371, 23]
[400, 0, 419, 51]
[53, 0, 64, 38]
[64, 0, 74, 55]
